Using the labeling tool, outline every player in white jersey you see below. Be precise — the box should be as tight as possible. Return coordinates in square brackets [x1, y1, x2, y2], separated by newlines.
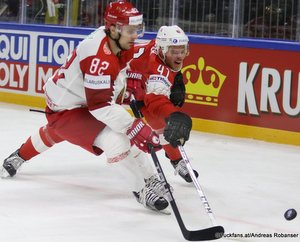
[1, 1, 169, 212]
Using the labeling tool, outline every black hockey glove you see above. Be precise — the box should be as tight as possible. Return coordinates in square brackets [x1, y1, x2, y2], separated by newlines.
[164, 112, 192, 148]
[170, 71, 185, 107]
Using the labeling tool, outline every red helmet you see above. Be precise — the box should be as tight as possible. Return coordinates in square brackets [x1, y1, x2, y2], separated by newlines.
[104, 1, 143, 29]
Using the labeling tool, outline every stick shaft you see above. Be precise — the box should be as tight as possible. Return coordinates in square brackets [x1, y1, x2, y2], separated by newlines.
[178, 145, 218, 226]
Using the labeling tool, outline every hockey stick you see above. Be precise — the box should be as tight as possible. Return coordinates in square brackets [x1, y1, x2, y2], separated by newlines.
[148, 144, 224, 241]
[29, 108, 46, 113]
[178, 145, 223, 228]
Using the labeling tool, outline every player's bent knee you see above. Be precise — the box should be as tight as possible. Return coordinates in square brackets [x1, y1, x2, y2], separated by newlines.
[93, 126, 131, 163]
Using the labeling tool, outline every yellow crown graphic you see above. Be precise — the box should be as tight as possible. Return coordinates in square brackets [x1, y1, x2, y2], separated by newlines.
[182, 57, 226, 106]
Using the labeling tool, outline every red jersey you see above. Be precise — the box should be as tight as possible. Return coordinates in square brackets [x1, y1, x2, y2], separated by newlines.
[129, 39, 180, 130]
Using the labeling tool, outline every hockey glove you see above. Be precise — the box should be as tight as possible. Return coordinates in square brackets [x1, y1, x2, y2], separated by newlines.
[170, 71, 186, 107]
[164, 112, 192, 148]
[127, 119, 161, 153]
[123, 74, 145, 105]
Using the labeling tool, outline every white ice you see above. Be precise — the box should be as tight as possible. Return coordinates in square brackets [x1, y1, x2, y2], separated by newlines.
[0, 102, 299, 242]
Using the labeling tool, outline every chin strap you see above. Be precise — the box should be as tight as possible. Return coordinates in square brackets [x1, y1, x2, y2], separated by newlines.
[158, 50, 166, 63]
[106, 29, 126, 51]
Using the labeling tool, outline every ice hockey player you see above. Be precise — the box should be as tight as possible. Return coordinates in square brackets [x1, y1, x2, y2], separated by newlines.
[1, 1, 169, 212]
[123, 25, 199, 183]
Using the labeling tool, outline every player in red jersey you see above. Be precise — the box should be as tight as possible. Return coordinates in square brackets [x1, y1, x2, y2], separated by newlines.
[123, 25, 198, 183]
[1, 1, 169, 212]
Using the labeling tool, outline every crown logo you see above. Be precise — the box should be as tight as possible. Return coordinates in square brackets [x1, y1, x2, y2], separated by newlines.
[182, 57, 226, 106]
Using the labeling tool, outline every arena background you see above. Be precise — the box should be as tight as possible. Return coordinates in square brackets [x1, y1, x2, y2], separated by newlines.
[1, 0, 300, 145]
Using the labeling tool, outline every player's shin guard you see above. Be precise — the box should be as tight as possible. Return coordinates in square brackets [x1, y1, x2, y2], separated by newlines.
[19, 126, 56, 160]
[1, 126, 58, 178]
[109, 146, 170, 212]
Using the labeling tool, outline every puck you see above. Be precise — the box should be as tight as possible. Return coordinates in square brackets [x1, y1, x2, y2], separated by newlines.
[284, 209, 297, 220]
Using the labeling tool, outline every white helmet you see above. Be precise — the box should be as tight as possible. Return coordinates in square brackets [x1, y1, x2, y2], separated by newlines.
[155, 25, 189, 55]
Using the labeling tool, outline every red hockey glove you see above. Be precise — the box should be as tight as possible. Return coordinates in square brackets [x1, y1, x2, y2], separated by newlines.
[126, 119, 161, 153]
[123, 74, 145, 105]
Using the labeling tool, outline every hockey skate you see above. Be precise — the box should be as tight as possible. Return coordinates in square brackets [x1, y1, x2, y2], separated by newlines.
[171, 158, 199, 183]
[1, 149, 25, 178]
[133, 175, 170, 213]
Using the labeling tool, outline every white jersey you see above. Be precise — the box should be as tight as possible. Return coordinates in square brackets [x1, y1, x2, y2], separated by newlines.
[44, 27, 134, 133]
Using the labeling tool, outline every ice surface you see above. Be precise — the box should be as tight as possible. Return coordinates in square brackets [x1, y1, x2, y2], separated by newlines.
[0, 103, 299, 242]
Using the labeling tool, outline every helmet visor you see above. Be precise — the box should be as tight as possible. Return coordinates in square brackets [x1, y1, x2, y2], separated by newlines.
[117, 23, 145, 38]
[168, 45, 189, 57]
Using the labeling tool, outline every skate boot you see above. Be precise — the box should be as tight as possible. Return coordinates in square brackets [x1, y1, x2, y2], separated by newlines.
[133, 175, 169, 212]
[144, 174, 171, 197]
[1, 149, 25, 177]
[171, 158, 199, 183]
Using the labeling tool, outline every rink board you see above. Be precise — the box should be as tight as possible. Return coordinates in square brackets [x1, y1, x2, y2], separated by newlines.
[1, 90, 300, 146]
[1, 23, 300, 146]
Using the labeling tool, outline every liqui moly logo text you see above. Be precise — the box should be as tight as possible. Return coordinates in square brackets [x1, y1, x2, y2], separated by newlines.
[37, 36, 81, 65]
[0, 34, 30, 90]
[35, 36, 82, 93]
[0, 34, 29, 61]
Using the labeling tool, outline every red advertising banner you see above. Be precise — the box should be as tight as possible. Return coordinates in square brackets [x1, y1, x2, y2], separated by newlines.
[182, 43, 300, 132]
[1, 23, 300, 141]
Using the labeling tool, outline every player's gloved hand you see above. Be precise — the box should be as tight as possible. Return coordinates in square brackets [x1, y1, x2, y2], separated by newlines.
[123, 79, 135, 105]
[164, 112, 192, 148]
[123, 73, 144, 105]
[127, 119, 161, 153]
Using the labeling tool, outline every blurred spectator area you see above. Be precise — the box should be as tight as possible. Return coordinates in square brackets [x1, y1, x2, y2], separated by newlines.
[0, 0, 20, 21]
[242, 0, 299, 40]
[0, 0, 300, 42]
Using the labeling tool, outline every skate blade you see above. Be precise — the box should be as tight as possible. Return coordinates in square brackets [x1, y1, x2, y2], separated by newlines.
[145, 203, 171, 215]
[0, 168, 11, 178]
[132, 191, 171, 215]
[156, 207, 171, 215]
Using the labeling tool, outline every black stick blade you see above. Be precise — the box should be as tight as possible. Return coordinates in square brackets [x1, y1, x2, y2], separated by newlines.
[184, 226, 225, 241]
